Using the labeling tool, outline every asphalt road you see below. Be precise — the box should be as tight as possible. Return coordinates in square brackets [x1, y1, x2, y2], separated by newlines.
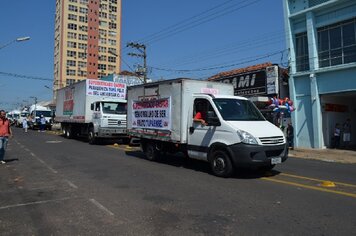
[1, 128, 356, 235]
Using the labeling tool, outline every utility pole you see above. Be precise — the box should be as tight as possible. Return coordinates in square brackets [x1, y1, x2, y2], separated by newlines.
[127, 42, 147, 83]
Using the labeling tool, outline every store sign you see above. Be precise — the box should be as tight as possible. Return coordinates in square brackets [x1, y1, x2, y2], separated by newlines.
[131, 97, 171, 130]
[219, 70, 267, 96]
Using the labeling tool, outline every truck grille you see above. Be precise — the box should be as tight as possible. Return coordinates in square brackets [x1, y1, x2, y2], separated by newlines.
[259, 136, 285, 145]
[108, 119, 127, 127]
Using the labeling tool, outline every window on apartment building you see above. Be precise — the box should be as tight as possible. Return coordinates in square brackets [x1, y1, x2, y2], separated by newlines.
[68, 14, 77, 21]
[99, 12, 107, 18]
[69, 0, 77, 3]
[109, 5, 117, 12]
[108, 56, 116, 63]
[98, 64, 107, 70]
[68, 23, 78, 30]
[79, 16, 88, 23]
[78, 61, 87, 68]
[66, 60, 76, 67]
[78, 34, 88, 40]
[100, 4, 108, 10]
[110, 0, 117, 4]
[78, 43, 87, 50]
[78, 25, 88, 32]
[99, 38, 107, 44]
[78, 70, 87, 77]
[67, 41, 77, 48]
[98, 55, 107, 61]
[66, 69, 76, 76]
[108, 30, 116, 37]
[78, 52, 87, 59]
[99, 21, 108, 27]
[68, 5, 78, 12]
[67, 32, 77, 39]
[109, 14, 116, 21]
[108, 65, 116, 71]
[79, 7, 88, 14]
[99, 29, 107, 36]
[66, 79, 76, 86]
[67, 50, 77, 57]
[99, 46, 107, 53]
[295, 32, 310, 72]
[80, 0, 88, 4]
[108, 48, 116, 54]
[318, 18, 356, 68]
[109, 22, 117, 29]
[108, 39, 116, 46]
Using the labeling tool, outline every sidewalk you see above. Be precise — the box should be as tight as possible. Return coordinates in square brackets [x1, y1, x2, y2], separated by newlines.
[289, 147, 356, 164]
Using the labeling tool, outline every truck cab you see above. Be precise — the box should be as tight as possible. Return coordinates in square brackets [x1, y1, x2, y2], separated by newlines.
[88, 100, 127, 143]
[28, 105, 53, 130]
[188, 94, 287, 176]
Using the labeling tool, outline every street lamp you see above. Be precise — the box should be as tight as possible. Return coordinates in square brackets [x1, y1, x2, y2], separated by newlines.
[0, 36, 30, 50]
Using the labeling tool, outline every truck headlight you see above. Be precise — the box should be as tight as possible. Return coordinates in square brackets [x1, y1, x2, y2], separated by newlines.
[237, 130, 258, 145]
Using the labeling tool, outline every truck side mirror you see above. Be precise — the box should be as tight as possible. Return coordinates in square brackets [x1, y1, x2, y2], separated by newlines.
[90, 103, 94, 110]
[206, 111, 221, 126]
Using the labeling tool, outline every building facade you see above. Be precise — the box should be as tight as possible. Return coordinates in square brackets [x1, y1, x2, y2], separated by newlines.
[54, 0, 121, 93]
[284, 0, 356, 148]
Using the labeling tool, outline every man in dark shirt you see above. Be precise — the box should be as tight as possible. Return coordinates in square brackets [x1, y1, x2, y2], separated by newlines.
[287, 123, 294, 150]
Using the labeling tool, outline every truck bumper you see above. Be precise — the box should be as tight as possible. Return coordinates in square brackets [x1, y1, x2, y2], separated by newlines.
[226, 143, 288, 168]
[98, 127, 127, 138]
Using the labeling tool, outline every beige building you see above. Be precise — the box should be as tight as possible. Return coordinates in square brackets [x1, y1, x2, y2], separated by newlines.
[54, 0, 121, 92]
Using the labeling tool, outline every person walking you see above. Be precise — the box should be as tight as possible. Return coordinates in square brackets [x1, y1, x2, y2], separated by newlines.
[0, 110, 12, 164]
[342, 118, 351, 148]
[286, 123, 294, 150]
[39, 115, 46, 132]
[333, 123, 341, 149]
[23, 115, 29, 132]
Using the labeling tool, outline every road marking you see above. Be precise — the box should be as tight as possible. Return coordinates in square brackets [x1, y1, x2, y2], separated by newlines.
[89, 198, 114, 216]
[0, 197, 74, 210]
[46, 140, 63, 144]
[280, 173, 356, 188]
[24, 148, 30, 152]
[65, 180, 78, 189]
[261, 176, 356, 199]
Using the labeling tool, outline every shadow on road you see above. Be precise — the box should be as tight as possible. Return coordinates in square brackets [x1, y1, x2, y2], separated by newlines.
[125, 150, 281, 179]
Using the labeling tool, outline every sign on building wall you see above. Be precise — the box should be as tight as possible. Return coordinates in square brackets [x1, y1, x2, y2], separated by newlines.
[266, 65, 279, 95]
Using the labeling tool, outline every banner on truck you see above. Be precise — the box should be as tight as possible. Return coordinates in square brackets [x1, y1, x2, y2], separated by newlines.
[132, 97, 171, 130]
[86, 79, 126, 98]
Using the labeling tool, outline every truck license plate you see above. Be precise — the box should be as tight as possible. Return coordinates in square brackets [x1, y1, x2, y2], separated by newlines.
[271, 157, 282, 165]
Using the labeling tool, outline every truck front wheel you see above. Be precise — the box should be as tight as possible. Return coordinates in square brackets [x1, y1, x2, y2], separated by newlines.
[88, 128, 96, 145]
[209, 150, 234, 178]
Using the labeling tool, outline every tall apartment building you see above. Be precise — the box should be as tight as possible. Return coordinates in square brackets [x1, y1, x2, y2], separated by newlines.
[54, 0, 121, 92]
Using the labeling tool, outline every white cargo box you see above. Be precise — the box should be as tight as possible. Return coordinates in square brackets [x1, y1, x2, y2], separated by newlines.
[127, 78, 233, 143]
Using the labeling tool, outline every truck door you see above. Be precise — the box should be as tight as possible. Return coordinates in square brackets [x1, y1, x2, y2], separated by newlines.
[187, 98, 218, 161]
[92, 102, 101, 130]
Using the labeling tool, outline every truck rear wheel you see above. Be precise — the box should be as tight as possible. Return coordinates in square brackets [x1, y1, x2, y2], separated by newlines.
[65, 126, 73, 139]
[209, 150, 234, 178]
[144, 142, 159, 161]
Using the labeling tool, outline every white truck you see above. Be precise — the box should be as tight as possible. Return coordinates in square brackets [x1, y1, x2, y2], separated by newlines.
[55, 79, 128, 144]
[16, 109, 30, 127]
[28, 105, 52, 130]
[127, 78, 288, 177]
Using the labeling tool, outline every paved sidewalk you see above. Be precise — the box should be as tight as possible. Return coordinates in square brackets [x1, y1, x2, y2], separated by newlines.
[289, 148, 356, 164]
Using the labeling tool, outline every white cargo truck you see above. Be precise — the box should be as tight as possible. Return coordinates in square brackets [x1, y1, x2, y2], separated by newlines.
[28, 105, 52, 130]
[55, 79, 128, 144]
[127, 78, 288, 177]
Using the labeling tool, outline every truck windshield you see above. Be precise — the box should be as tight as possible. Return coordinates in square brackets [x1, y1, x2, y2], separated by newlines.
[36, 111, 52, 117]
[102, 102, 127, 115]
[213, 98, 265, 121]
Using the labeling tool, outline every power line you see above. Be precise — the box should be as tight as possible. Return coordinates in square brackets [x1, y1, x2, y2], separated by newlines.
[143, 0, 263, 45]
[0, 71, 52, 81]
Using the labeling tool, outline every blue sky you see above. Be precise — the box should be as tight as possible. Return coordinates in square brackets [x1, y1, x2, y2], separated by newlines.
[0, 0, 287, 111]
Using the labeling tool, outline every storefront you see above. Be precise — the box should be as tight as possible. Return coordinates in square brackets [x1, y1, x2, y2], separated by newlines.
[208, 62, 290, 127]
[284, 0, 356, 149]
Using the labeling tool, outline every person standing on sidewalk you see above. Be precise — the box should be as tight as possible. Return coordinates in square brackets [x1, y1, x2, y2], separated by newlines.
[333, 123, 341, 149]
[287, 123, 294, 150]
[0, 110, 12, 164]
[342, 118, 351, 148]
